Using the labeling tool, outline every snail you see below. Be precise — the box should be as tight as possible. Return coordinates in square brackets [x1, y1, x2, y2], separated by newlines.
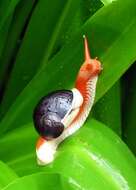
[33, 36, 102, 165]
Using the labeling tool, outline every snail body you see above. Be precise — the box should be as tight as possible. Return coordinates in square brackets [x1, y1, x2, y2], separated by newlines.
[33, 36, 102, 165]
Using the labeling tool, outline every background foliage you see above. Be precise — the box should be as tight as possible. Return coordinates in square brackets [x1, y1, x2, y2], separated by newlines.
[0, 0, 136, 189]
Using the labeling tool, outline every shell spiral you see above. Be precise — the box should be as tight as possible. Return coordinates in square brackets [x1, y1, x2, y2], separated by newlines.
[33, 90, 73, 140]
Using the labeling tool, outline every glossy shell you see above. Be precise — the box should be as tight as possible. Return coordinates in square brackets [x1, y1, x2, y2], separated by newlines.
[33, 90, 73, 140]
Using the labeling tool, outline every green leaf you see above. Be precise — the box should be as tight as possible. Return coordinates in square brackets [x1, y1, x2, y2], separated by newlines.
[0, 16, 12, 60]
[122, 64, 136, 155]
[0, 0, 80, 116]
[100, 0, 114, 5]
[0, 119, 136, 189]
[0, 124, 37, 164]
[92, 81, 121, 135]
[0, 0, 36, 103]
[0, 0, 20, 30]
[57, 0, 103, 45]
[0, 161, 18, 190]
[0, 0, 21, 59]
[3, 173, 75, 190]
[0, 0, 103, 116]
[1, 0, 136, 135]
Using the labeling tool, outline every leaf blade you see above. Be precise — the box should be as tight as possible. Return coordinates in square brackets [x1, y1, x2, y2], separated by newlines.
[92, 81, 121, 135]
[0, 119, 136, 189]
[0, 161, 18, 190]
[0, 0, 80, 117]
[3, 173, 75, 190]
[1, 0, 136, 135]
[122, 64, 136, 155]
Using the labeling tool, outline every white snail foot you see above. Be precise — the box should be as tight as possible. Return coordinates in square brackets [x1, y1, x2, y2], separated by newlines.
[36, 140, 57, 165]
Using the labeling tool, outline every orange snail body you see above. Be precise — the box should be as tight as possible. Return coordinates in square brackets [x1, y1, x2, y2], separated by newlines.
[33, 36, 102, 165]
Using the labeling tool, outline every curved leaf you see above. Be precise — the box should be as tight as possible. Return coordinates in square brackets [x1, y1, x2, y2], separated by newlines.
[0, 0, 36, 104]
[0, 0, 21, 61]
[0, 0, 136, 135]
[0, 0, 103, 118]
[0, 119, 136, 189]
[0, 17, 12, 60]
[0, 161, 18, 190]
[60, 0, 103, 43]
[0, 0, 80, 117]
[3, 173, 75, 190]
[100, 0, 114, 5]
[122, 64, 136, 155]
[93, 81, 121, 135]
[0, 0, 20, 30]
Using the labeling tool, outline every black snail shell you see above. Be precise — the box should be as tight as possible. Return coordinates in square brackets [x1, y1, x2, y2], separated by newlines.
[33, 90, 73, 140]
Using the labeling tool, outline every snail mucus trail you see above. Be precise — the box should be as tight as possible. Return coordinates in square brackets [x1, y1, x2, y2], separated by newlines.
[33, 36, 102, 165]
